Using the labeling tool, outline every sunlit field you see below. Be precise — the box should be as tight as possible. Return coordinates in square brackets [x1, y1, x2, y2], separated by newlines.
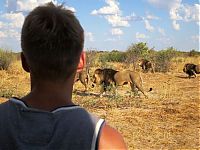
[0, 0, 199, 149]
[0, 57, 199, 149]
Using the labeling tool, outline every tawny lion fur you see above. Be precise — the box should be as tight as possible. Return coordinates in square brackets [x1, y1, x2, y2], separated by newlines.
[138, 59, 155, 73]
[93, 68, 150, 98]
[74, 69, 89, 91]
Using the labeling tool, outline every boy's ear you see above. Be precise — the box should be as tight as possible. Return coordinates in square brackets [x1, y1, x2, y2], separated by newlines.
[21, 52, 30, 73]
[77, 51, 86, 72]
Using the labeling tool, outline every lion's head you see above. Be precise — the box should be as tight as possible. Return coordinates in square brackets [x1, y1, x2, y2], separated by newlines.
[92, 69, 104, 85]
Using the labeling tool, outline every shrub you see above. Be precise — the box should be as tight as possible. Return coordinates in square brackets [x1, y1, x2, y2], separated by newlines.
[188, 49, 200, 57]
[0, 49, 15, 70]
[99, 50, 126, 63]
[86, 50, 99, 68]
[125, 42, 150, 63]
[154, 47, 177, 72]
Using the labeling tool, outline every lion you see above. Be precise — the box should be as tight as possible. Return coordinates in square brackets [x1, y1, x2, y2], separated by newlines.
[183, 63, 200, 78]
[74, 69, 90, 91]
[138, 59, 155, 73]
[92, 68, 152, 98]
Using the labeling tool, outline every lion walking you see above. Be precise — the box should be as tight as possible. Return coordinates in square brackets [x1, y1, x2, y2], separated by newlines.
[92, 68, 151, 98]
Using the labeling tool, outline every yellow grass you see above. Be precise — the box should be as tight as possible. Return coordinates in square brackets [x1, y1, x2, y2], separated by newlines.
[0, 57, 200, 149]
[0, 61, 30, 98]
[171, 56, 200, 73]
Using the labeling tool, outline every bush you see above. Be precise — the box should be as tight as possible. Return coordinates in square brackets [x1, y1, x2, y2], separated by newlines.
[188, 49, 200, 57]
[86, 50, 99, 68]
[99, 50, 126, 63]
[0, 49, 15, 70]
[154, 47, 177, 72]
[125, 42, 149, 63]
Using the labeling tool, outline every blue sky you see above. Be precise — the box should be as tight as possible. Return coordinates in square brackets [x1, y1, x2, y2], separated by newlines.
[0, 0, 199, 52]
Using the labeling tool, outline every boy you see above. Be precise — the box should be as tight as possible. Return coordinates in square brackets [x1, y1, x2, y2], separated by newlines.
[0, 2, 127, 150]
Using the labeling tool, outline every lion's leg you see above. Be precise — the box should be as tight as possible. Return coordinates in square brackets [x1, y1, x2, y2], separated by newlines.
[83, 81, 88, 92]
[79, 78, 87, 92]
[84, 74, 90, 91]
[130, 83, 138, 97]
[99, 85, 104, 97]
[151, 64, 155, 73]
[142, 64, 146, 73]
[187, 71, 191, 78]
[146, 68, 150, 73]
[188, 70, 195, 78]
[191, 70, 196, 78]
[136, 83, 148, 98]
[132, 78, 148, 98]
[99, 82, 107, 97]
[130, 73, 148, 98]
[112, 83, 118, 96]
[151, 68, 155, 73]
[100, 83, 105, 93]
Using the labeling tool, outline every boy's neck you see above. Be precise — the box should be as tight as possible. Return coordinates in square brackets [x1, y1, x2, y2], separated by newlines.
[21, 79, 75, 111]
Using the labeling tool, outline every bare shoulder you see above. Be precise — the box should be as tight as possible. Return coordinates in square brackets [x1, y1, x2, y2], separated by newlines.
[98, 123, 127, 150]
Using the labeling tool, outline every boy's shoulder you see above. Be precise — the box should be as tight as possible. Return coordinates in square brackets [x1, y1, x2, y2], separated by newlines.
[0, 100, 10, 109]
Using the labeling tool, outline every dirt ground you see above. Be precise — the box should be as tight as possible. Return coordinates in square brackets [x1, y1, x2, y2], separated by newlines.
[72, 72, 200, 149]
[0, 61, 199, 149]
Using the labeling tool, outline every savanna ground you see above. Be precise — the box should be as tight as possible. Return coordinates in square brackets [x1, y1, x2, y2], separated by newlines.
[0, 57, 199, 149]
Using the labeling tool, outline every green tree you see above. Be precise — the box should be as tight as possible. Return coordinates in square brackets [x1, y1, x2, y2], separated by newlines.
[125, 42, 150, 63]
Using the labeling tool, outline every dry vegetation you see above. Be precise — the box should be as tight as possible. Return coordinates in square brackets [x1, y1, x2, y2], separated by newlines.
[0, 57, 199, 149]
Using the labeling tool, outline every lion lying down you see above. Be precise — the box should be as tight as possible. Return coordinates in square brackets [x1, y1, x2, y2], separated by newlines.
[92, 68, 152, 98]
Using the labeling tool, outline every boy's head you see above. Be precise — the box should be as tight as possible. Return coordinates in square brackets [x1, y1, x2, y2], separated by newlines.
[21, 2, 84, 81]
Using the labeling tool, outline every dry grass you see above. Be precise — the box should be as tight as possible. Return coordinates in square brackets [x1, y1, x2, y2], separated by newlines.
[0, 58, 199, 149]
[171, 56, 200, 73]
[0, 61, 30, 98]
[74, 72, 200, 149]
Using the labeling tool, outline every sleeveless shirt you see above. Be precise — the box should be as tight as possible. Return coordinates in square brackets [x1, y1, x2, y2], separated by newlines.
[0, 98, 104, 150]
